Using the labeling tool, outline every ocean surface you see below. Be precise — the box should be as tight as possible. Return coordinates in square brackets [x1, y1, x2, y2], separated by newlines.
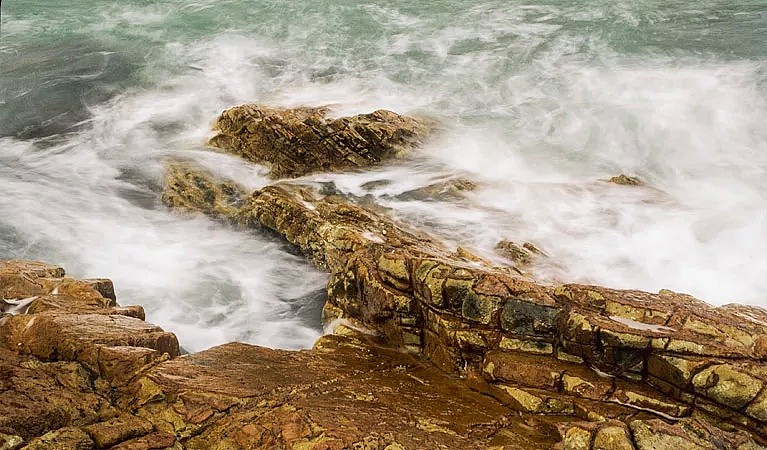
[1, 0, 765, 352]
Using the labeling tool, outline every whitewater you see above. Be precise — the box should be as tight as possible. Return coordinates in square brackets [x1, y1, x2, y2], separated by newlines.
[1, 0, 765, 352]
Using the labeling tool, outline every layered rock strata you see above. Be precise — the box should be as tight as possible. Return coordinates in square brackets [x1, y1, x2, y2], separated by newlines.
[162, 161, 767, 448]
[207, 105, 431, 178]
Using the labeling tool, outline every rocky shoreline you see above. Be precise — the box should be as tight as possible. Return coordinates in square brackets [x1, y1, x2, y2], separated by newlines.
[2, 105, 766, 449]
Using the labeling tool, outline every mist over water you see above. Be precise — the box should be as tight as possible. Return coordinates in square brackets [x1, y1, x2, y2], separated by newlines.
[1, 0, 765, 350]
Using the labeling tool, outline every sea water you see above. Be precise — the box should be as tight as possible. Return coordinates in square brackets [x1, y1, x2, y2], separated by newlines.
[1, 0, 765, 351]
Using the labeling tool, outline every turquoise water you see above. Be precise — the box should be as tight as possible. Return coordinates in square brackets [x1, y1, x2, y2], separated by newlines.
[1, 1, 765, 350]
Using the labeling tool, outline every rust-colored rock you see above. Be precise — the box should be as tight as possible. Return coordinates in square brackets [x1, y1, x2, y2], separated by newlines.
[128, 331, 538, 449]
[207, 104, 432, 178]
[0, 260, 177, 448]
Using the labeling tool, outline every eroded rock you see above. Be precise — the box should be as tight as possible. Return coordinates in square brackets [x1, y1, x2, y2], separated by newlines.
[208, 104, 432, 178]
[162, 161, 767, 446]
[0, 260, 177, 448]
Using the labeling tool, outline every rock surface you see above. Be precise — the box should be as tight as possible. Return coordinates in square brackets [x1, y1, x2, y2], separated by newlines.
[207, 105, 432, 178]
[162, 159, 767, 448]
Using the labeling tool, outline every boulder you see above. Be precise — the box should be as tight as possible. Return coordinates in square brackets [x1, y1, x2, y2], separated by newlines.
[207, 104, 432, 178]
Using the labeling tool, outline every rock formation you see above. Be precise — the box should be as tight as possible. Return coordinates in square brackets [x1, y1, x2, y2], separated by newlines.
[207, 105, 432, 178]
[3, 105, 766, 449]
[161, 160, 767, 449]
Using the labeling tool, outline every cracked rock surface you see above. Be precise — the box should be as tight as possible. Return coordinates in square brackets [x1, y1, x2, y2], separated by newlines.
[207, 105, 432, 178]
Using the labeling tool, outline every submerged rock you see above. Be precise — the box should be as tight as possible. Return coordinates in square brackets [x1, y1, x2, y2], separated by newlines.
[495, 240, 546, 266]
[208, 104, 432, 178]
[162, 161, 767, 447]
[393, 178, 477, 202]
[607, 174, 643, 186]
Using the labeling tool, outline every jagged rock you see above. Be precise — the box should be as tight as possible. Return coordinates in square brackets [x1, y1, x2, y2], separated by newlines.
[607, 174, 642, 186]
[82, 414, 154, 448]
[393, 178, 477, 202]
[207, 104, 432, 178]
[0, 261, 178, 448]
[629, 418, 761, 450]
[0, 432, 23, 450]
[0, 260, 64, 301]
[162, 162, 767, 446]
[20, 427, 95, 450]
[6, 100, 767, 448]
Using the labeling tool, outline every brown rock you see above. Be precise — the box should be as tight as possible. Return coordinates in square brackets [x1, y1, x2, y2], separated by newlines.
[21, 427, 95, 450]
[592, 424, 634, 450]
[394, 178, 477, 202]
[0, 260, 64, 301]
[0, 348, 107, 440]
[107, 431, 176, 450]
[629, 418, 758, 450]
[208, 104, 432, 178]
[607, 174, 642, 186]
[0, 260, 183, 446]
[0, 432, 23, 450]
[5, 313, 179, 370]
[82, 414, 153, 448]
[133, 333, 521, 449]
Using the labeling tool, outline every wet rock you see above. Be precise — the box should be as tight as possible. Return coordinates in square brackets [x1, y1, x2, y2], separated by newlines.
[0, 260, 64, 300]
[128, 332, 527, 449]
[82, 414, 154, 448]
[208, 104, 432, 178]
[0, 432, 23, 450]
[692, 364, 763, 409]
[495, 240, 546, 266]
[629, 418, 759, 450]
[160, 161, 246, 220]
[162, 161, 767, 445]
[394, 178, 477, 202]
[108, 431, 177, 450]
[2, 313, 179, 370]
[607, 174, 642, 186]
[0, 260, 180, 447]
[592, 424, 634, 450]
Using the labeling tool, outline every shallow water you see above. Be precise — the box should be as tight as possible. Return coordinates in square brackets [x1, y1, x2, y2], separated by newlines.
[1, 0, 765, 351]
